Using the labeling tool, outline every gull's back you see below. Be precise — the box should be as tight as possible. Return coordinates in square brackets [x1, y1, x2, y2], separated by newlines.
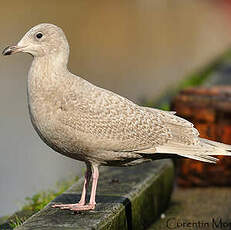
[48, 73, 201, 165]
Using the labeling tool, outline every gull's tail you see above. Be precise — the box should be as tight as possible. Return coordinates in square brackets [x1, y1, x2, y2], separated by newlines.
[153, 138, 231, 163]
[132, 137, 231, 163]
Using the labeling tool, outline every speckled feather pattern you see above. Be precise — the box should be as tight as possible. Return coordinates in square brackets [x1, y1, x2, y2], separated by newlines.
[14, 23, 230, 166]
[27, 54, 200, 166]
[5, 23, 231, 212]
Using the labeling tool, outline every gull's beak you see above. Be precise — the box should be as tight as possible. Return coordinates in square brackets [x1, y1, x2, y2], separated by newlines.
[2, 45, 26, 56]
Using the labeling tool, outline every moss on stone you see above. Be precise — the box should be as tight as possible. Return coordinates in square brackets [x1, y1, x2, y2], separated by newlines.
[16, 160, 174, 230]
[0, 176, 78, 229]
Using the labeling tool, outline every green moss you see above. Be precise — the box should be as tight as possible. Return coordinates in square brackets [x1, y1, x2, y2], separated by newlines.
[130, 165, 174, 230]
[9, 215, 26, 229]
[1, 176, 78, 229]
[22, 177, 78, 212]
[98, 161, 174, 230]
[142, 48, 231, 111]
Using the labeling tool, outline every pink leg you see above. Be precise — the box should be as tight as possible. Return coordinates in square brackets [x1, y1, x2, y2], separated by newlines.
[77, 163, 92, 205]
[70, 164, 99, 211]
[52, 163, 92, 209]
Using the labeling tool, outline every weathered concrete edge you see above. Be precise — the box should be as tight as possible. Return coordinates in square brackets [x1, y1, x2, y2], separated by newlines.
[97, 161, 174, 230]
[15, 177, 86, 230]
[16, 160, 174, 230]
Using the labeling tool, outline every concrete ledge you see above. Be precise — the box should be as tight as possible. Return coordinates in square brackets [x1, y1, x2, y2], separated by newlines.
[16, 159, 174, 230]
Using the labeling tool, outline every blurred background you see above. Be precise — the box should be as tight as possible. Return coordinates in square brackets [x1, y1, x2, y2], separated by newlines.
[1, 0, 231, 216]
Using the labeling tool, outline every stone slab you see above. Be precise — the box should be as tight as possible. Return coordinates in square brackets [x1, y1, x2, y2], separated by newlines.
[16, 160, 174, 230]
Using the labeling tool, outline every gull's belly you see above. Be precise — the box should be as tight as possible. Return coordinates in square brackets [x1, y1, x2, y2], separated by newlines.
[28, 103, 148, 166]
[28, 103, 87, 161]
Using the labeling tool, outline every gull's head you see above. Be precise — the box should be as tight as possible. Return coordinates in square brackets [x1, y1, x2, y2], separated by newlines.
[2, 23, 69, 58]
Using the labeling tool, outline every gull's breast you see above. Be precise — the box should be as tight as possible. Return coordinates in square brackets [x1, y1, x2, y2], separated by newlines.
[28, 93, 87, 161]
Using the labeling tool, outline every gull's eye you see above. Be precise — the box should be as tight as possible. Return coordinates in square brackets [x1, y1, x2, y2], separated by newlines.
[36, 32, 43, 39]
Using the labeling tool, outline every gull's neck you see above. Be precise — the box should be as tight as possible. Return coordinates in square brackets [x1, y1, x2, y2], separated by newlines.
[30, 53, 69, 77]
[28, 53, 71, 103]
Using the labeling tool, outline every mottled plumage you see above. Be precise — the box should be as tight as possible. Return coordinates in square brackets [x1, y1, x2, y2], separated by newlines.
[3, 23, 231, 211]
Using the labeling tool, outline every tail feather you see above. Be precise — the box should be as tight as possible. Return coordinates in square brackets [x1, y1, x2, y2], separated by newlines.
[179, 153, 218, 163]
[199, 138, 231, 151]
[138, 138, 231, 163]
[155, 143, 221, 163]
